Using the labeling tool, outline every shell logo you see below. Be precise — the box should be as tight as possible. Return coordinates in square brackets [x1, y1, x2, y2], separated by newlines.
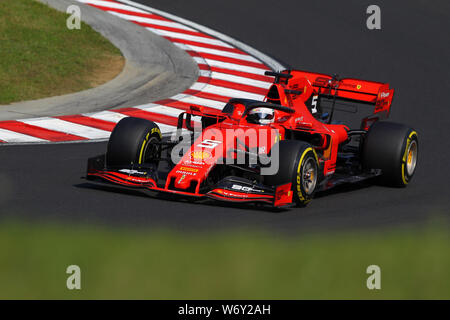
[191, 151, 211, 160]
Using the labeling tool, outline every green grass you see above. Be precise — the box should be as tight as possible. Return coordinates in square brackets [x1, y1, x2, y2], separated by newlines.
[0, 220, 449, 299]
[0, 0, 123, 104]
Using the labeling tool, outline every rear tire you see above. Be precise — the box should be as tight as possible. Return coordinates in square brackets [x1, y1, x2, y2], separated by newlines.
[106, 117, 162, 167]
[362, 121, 418, 187]
[265, 140, 319, 207]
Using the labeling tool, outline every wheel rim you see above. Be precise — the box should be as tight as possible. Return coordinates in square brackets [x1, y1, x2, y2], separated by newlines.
[406, 140, 417, 176]
[142, 137, 160, 164]
[302, 158, 317, 195]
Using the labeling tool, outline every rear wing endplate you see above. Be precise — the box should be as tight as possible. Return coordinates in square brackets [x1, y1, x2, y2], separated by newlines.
[268, 70, 395, 116]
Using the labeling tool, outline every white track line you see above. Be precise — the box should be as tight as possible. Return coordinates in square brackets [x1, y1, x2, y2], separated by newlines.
[146, 28, 233, 48]
[192, 57, 268, 75]
[173, 43, 260, 63]
[19, 118, 110, 140]
[169, 95, 227, 110]
[135, 104, 202, 122]
[135, 104, 183, 117]
[85, 109, 187, 130]
[77, 0, 147, 13]
[108, 11, 196, 31]
[82, 110, 128, 123]
[200, 70, 272, 89]
[0, 128, 46, 143]
[189, 83, 265, 101]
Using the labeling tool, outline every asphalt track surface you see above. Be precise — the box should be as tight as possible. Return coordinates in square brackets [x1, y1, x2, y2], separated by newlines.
[1, 0, 449, 232]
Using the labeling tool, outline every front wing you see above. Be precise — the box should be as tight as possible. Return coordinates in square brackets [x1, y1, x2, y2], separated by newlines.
[86, 155, 294, 207]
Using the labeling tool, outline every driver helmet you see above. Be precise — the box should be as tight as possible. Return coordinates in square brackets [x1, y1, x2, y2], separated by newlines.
[247, 107, 274, 125]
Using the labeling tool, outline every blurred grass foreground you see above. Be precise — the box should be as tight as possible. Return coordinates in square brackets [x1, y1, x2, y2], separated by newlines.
[0, 220, 449, 299]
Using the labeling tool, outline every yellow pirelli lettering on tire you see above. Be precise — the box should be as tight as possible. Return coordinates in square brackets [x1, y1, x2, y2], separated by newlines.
[151, 127, 162, 138]
[138, 133, 150, 164]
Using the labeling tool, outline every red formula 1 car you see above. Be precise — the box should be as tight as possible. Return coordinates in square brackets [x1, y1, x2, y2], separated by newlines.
[86, 69, 418, 207]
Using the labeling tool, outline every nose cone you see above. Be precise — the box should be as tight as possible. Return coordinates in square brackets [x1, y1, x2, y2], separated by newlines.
[174, 174, 191, 189]
[169, 165, 203, 192]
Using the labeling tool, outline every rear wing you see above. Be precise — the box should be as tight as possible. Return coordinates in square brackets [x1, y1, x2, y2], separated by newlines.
[269, 70, 395, 117]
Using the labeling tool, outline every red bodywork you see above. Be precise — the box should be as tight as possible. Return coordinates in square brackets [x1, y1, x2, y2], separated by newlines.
[87, 69, 394, 207]
[261, 69, 394, 176]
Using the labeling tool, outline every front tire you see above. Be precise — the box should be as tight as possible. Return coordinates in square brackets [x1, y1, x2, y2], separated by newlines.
[362, 121, 418, 187]
[106, 117, 162, 167]
[265, 140, 319, 207]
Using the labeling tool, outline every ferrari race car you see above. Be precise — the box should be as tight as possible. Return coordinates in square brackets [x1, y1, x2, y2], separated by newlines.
[86, 69, 419, 208]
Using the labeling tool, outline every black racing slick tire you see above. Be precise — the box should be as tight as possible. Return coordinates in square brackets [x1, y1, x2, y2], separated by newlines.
[362, 121, 418, 187]
[265, 140, 319, 207]
[106, 117, 162, 167]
